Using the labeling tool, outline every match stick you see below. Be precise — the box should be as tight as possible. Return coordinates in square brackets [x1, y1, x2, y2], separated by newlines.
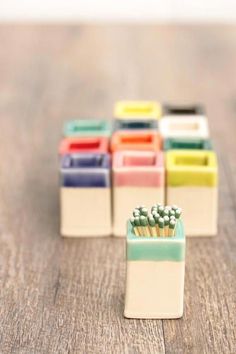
[158, 206, 164, 217]
[175, 208, 182, 219]
[169, 219, 176, 237]
[152, 212, 160, 235]
[158, 217, 165, 237]
[140, 215, 149, 236]
[130, 217, 139, 236]
[134, 216, 142, 235]
[148, 214, 157, 236]
[164, 215, 170, 236]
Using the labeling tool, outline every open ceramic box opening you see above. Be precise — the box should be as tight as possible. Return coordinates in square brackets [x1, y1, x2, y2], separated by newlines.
[114, 101, 162, 119]
[175, 155, 209, 167]
[171, 140, 208, 149]
[121, 121, 153, 129]
[169, 122, 200, 131]
[123, 154, 156, 167]
[72, 121, 105, 132]
[124, 105, 154, 115]
[164, 105, 204, 115]
[69, 139, 101, 150]
[64, 154, 105, 168]
[120, 134, 153, 144]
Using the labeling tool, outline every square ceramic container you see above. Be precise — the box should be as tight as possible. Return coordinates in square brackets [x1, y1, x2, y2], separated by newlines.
[60, 153, 111, 237]
[124, 219, 185, 319]
[113, 151, 165, 237]
[166, 150, 218, 236]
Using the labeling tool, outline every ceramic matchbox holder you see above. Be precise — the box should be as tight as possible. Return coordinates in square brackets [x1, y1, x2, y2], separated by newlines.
[112, 151, 165, 237]
[166, 150, 218, 236]
[159, 116, 209, 140]
[63, 119, 111, 137]
[111, 131, 162, 152]
[59, 136, 109, 155]
[124, 219, 185, 319]
[60, 153, 111, 237]
[114, 100, 162, 120]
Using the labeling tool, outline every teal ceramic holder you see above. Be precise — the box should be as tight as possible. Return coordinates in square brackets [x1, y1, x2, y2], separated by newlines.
[164, 138, 212, 151]
[124, 219, 186, 319]
[63, 119, 111, 137]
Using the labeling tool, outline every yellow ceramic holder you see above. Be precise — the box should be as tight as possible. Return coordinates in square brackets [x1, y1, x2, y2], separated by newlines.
[166, 150, 218, 236]
[166, 150, 218, 187]
[114, 101, 162, 120]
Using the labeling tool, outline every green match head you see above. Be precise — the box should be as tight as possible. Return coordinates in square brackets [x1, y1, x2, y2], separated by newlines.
[134, 216, 141, 226]
[169, 210, 175, 217]
[140, 215, 148, 226]
[164, 215, 170, 226]
[163, 208, 170, 217]
[152, 212, 160, 223]
[175, 208, 182, 219]
[169, 219, 176, 229]
[130, 217, 135, 226]
[158, 217, 164, 228]
[133, 210, 140, 217]
[171, 205, 178, 211]
[148, 216, 155, 227]
[158, 206, 164, 216]
[140, 207, 148, 216]
[151, 209, 158, 216]
[137, 205, 146, 210]
[170, 215, 176, 220]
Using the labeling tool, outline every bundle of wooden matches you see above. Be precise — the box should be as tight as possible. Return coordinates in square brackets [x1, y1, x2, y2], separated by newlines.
[130, 204, 182, 237]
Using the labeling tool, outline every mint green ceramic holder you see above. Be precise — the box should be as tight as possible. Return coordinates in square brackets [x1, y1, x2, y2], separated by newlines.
[63, 119, 111, 137]
[127, 219, 185, 262]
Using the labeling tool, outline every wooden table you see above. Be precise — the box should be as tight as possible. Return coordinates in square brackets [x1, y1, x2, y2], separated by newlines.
[0, 25, 235, 353]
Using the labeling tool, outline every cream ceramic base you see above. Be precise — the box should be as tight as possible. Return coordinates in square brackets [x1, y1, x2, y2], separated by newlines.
[60, 187, 111, 237]
[124, 261, 185, 319]
[113, 186, 164, 237]
[167, 186, 218, 236]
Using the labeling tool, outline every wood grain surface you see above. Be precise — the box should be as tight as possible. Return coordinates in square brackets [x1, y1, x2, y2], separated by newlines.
[0, 24, 235, 354]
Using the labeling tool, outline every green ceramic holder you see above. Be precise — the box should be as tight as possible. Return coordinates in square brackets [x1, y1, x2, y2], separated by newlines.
[164, 138, 212, 151]
[63, 119, 111, 137]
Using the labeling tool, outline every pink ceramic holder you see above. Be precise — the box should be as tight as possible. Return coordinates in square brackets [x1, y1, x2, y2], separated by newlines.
[113, 151, 165, 237]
